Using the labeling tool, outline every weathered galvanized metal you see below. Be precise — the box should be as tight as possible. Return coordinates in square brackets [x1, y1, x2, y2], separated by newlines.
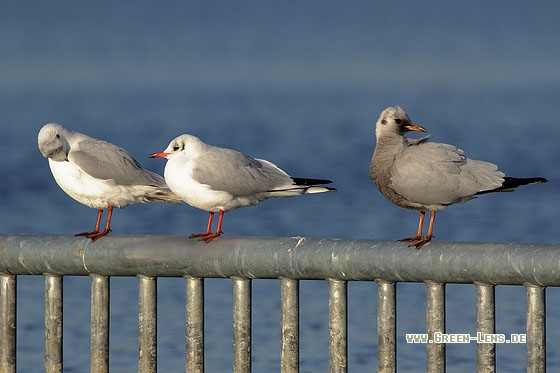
[526, 284, 546, 373]
[44, 274, 63, 372]
[1, 235, 560, 285]
[185, 276, 204, 372]
[0, 234, 557, 372]
[376, 280, 396, 373]
[232, 277, 252, 373]
[426, 282, 446, 373]
[90, 274, 109, 373]
[0, 274, 16, 373]
[475, 283, 496, 371]
[328, 279, 347, 373]
[138, 275, 157, 372]
[280, 278, 299, 372]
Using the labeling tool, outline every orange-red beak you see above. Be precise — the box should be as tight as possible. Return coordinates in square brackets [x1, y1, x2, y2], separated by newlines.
[149, 151, 169, 158]
[404, 123, 427, 132]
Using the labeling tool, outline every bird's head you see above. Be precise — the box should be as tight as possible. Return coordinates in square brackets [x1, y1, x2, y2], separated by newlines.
[375, 106, 427, 139]
[38, 123, 71, 162]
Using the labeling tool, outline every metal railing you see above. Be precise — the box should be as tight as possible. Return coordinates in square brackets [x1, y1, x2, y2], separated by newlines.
[0, 234, 558, 372]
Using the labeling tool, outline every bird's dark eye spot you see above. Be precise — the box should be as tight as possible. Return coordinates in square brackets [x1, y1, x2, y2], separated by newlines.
[55, 134, 60, 139]
[381, 119, 387, 125]
[394, 119, 402, 124]
[173, 145, 181, 151]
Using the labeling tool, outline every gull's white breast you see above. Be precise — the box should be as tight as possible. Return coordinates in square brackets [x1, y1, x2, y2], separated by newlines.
[164, 157, 234, 212]
[49, 159, 158, 209]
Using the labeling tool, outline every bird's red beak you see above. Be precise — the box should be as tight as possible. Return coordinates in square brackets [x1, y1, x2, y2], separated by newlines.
[149, 151, 169, 158]
[404, 123, 427, 132]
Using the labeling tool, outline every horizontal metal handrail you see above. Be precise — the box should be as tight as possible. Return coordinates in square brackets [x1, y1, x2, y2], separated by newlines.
[1, 234, 559, 285]
[1, 234, 556, 372]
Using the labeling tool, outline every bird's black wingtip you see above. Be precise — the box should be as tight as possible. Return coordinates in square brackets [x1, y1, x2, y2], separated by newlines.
[476, 176, 548, 195]
[504, 176, 549, 186]
[292, 177, 333, 186]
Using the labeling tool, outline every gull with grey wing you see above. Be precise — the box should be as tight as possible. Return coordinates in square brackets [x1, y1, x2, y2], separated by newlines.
[38, 123, 180, 241]
[151, 134, 335, 242]
[369, 106, 548, 249]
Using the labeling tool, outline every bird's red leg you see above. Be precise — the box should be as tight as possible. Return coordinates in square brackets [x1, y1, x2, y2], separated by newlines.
[75, 209, 103, 237]
[201, 209, 224, 243]
[426, 211, 436, 240]
[189, 210, 225, 243]
[189, 212, 215, 239]
[398, 211, 425, 243]
[410, 211, 436, 250]
[216, 209, 224, 235]
[93, 209, 103, 232]
[89, 205, 113, 242]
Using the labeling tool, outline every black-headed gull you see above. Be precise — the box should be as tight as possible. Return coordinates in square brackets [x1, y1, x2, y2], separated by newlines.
[150, 134, 336, 242]
[369, 106, 548, 249]
[38, 123, 180, 241]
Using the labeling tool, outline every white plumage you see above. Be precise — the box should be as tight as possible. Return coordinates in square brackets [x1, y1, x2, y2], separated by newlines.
[38, 123, 180, 241]
[151, 134, 335, 242]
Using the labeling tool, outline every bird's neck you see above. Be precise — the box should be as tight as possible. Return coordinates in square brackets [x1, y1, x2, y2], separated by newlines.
[370, 135, 406, 181]
[373, 135, 407, 158]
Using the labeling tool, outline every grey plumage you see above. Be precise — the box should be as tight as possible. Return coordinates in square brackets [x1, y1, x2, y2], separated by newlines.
[370, 106, 548, 249]
[38, 123, 180, 241]
[69, 138, 167, 188]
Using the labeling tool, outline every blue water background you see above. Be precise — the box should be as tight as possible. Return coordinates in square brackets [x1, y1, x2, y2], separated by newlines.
[1, 1, 559, 371]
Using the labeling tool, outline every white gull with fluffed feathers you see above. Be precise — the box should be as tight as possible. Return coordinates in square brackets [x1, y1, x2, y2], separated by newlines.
[38, 123, 180, 241]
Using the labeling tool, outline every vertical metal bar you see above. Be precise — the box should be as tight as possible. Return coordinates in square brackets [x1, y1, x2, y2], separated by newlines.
[377, 280, 396, 373]
[328, 278, 347, 373]
[0, 274, 16, 373]
[138, 275, 157, 373]
[475, 283, 495, 373]
[280, 278, 299, 373]
[426, 281, 446, 373]
[185, 276, 204, 373]
[526, 284, 546, 373]
[90, 274, 110, 373]
[45, 274, 63, 373]
[232, 277, 251, 373]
